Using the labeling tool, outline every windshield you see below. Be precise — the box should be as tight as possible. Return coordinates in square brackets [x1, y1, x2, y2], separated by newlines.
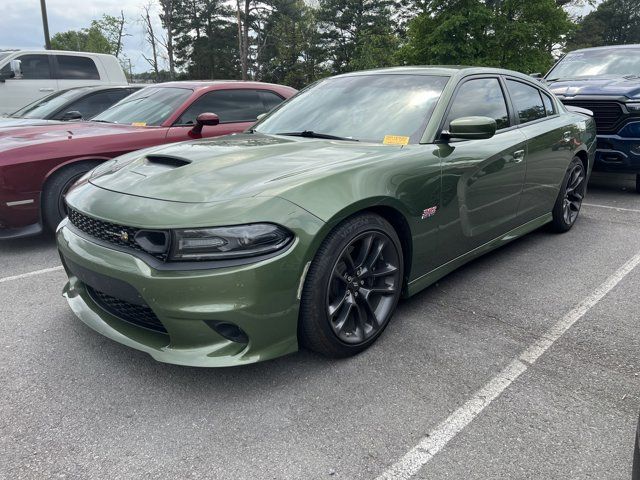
[547, 47, 640, 80]
[0, 52, 11, 63]
[11, 89, 83, 118]
[255, 74, 449, 144]
[92, 87, 192, 126]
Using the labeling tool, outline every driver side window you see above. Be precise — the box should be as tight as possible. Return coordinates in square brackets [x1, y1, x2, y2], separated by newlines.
[445, 78, 510, 130]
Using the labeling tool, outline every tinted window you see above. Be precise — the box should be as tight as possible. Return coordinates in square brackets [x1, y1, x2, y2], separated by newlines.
[93, 87, 193, 126]
[446, 78, 509, 130]
[259, 90, 285, 111]
[177, 89, 281, 125]
[541, 92, 555, 116]
[506, 80, 546, 124]
[53, 90, 132, 120]
[14, 88, 82, 118]
[56, 55, 99, 80]
[256, 75, 448, 144]
[546, 47, 640, 80]
[17, 54, 51, 79]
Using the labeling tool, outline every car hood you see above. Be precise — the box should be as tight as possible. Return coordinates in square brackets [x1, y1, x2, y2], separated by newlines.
[0, 118, 66, 128]
[546, 76, 640, 98]
[0, 121, 148, 147]
[89, 133, 397, 203]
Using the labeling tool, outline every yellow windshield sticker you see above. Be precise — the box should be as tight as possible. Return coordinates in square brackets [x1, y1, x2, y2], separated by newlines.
[131, 122, 147, 127]
[383, 135, 410, 146]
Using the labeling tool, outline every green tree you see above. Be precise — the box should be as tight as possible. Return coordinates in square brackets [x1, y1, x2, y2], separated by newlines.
[317, 0, 401, 74]
[50, 25, 113, 54]
[402, 0, 573, 74]
[566, 0, 640, 50]
[171, 0, 240, 79]
[255, 0, 327, 88]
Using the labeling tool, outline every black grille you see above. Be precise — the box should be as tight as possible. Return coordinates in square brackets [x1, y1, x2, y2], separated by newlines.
[561, 100, 625, 134]
[86, 285, 167, 334]
[68, 208, 168, 261]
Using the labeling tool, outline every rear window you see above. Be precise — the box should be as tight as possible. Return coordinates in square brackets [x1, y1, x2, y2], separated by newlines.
[55, 55, 100, 80]
[506, 80, 546, 124]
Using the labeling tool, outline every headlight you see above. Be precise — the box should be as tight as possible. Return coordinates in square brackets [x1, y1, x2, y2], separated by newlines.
[169, 224, 293, 261]
[627, 102, 640, 113]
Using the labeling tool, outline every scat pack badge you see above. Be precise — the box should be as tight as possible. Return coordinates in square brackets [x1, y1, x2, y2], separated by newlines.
[421, 206, 438, 220]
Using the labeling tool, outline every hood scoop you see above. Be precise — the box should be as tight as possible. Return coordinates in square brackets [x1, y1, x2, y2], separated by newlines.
[145, 155, 191, 168]
[128, 154, 192, 178]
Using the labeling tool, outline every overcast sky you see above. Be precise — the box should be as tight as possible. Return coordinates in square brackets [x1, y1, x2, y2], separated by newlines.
[0, 0, 599, 74]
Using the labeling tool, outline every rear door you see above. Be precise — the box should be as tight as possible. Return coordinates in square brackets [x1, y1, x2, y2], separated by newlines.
[53, 54, 102, 91]
[165, 89, 286, 141]
[0, 54, 58, 114]
[504, 78, 574, 221]
[437, 76, 528, 262]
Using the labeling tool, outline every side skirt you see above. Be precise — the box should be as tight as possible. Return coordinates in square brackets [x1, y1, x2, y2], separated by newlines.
[405, 213, 552, 297]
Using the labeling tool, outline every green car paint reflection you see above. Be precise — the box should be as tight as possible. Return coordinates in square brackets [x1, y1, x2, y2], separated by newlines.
[57, 67, 597, 366]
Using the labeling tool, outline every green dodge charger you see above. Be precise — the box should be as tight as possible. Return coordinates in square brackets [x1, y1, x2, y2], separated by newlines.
[57, 67, 597, 367]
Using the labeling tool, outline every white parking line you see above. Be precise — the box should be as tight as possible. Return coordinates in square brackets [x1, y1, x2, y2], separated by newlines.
[0, 266, 64, 284]
[376, 251, 640, 480]
[583, 203, 640, 214]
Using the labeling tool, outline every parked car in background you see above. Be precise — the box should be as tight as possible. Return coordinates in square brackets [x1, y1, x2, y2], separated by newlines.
[0, 50, 128, 115]
[56, 67, 595, 367]
[544, 44, 640, 192]
[0, 81, 296, 239]
[0, 85, 142, 127]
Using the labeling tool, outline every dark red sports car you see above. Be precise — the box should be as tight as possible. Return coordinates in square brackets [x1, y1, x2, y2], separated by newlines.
[0, 81, 296, 239]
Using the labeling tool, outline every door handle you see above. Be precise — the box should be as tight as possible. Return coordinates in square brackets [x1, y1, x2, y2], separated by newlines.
[39, 88, 55, 92]
[563, 131, 572, 141]
[509, 150, 525, 164]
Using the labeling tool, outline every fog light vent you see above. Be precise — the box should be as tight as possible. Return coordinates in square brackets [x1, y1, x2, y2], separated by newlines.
[205, 321, 249, 344]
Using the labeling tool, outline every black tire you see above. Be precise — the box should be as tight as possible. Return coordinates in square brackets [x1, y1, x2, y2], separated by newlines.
[299, 213, 404, 358]
[42, 161, 100, 232]
[635, 174, 640, 194]
[550, 157, 586, 233]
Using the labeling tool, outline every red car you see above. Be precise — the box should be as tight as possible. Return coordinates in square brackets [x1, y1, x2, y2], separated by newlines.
[0, 81, 296, 239]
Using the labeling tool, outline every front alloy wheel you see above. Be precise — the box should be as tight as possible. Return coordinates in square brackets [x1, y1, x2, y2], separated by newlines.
[327, 231, 401, 344]
[299, 213, 403, 358]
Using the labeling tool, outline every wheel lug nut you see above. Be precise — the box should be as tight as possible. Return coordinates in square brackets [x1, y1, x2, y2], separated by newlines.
[347, 276, 352, 282]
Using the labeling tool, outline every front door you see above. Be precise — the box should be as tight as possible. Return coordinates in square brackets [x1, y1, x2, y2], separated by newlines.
[436, 77, 527, 263]
[0, 54, 58, 115]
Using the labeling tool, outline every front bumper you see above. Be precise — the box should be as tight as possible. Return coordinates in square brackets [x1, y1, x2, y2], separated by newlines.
[594, 134, 640, 173]
[57, 216, 318, 367]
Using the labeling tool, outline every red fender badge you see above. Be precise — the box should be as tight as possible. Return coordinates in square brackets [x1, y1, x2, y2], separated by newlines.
[421, 206, 438, 219]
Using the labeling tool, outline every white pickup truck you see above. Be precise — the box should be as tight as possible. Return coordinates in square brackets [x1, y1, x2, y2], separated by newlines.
[0, 50, 128, 115]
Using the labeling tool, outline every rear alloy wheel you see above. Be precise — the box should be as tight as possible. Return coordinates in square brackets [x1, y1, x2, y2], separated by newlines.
[551, 157, 586, 232]
[299, 213, 403, 358]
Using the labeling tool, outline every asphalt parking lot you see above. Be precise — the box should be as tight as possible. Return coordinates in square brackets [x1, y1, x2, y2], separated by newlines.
[1, 172, 639, 480]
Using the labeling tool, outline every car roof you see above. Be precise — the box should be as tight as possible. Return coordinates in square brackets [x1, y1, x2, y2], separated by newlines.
[150, 80, 296, 91]
[333, 65, 536, 82]
[567, 44, 640, 54]
[58, 85, 140, 94]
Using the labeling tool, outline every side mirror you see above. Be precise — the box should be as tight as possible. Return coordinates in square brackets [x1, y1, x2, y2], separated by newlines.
[190, 112, 219, 136]
[443, 116, 497, 141]
[10, 59, 22, 79]
[60, 110, 83, 121]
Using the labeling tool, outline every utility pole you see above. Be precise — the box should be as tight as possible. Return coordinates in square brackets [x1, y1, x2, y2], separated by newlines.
[40, 0, 51, 49]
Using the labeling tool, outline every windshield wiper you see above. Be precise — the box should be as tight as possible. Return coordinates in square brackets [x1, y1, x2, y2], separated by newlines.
[276, 130, 359, 142]
[91, 119, 115, 124]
